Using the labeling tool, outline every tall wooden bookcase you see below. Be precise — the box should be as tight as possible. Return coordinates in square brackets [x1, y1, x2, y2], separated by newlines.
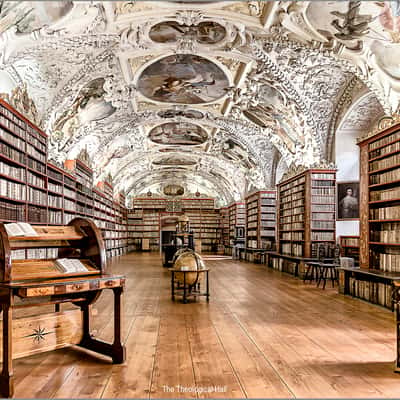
[245, 190, 276, 250]
[359, 122, 400, 272]
[277, 168, 336, 258]
[228, 202, 246, 244]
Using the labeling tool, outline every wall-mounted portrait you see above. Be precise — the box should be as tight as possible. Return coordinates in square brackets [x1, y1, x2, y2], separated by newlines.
[337, 181, 359, 220]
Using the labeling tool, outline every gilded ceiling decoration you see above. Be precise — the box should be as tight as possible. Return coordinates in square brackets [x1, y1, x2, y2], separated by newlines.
[0, 1, 399, 204]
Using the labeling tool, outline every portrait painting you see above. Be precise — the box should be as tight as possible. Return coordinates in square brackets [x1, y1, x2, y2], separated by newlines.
[337, 181, 359, 220]
[137, 54, 229, 104]
[149, 122, 208, 146]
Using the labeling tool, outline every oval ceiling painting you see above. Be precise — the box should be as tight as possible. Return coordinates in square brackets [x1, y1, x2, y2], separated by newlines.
[149, 21, 226, 45]
[137, 54, 229, 104]
[153, 155, 197, 166]
[149, 122, 208, 146]
[163, 184, 185, 196]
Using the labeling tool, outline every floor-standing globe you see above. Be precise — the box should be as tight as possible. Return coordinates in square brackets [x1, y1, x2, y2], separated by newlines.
[173, 249, 206, 286]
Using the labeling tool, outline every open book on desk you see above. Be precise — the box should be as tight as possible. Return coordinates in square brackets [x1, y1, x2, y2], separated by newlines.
[4, 222, 38, 237]
[55, 258, 89, 273]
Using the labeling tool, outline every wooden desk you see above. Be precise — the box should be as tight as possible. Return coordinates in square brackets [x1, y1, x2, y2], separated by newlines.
[169, 268, 210, 304]
[0, 218, 126, 397]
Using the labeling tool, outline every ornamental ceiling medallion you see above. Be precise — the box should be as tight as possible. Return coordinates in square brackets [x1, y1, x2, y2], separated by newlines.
[137, 54, 230, 104]
[149, 122, 208, 146]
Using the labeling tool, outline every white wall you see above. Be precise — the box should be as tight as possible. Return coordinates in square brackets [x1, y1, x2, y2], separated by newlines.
[0, 71, 17, 94]
[335, 127, 360, 239]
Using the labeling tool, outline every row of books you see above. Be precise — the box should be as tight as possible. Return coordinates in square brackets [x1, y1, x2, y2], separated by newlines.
[64, 187, 76, 199]
[281, 207, 304, 216]
[340, 237, 359, 247]
[370, 186, 400, 202]
[0, 111, 26, 136]
[311, 173, 336, 180]
[369, 152, 400, 172]
[311, 232, 335, 241]
[0, 126, 25, 151]
[280, 222, 304, 230]
[27, 157, 46, 174]
[372, 251, 400, 272]
[279, 177, 305, 192]
[347, 277, 393, 309]
[370, 223, 400, 242]
[27, 171, 45, 189]
[27, 205, 47, 223]
[27, 187, 47, 205]
[281, 232, 304, 240]
[0, 160, 25, 181]
[27, 143, 46, 163]
[312, 212, 335, 220]
[64, 199, 76, 211]
[281, 243, 303, 256]
[368, 130, 399, 151]
[280, 193, 304, 202]
[311, 188, 335, 195]
[311, 204, 335, 212]
[0, 142, 25, 164]
[370, 167, 400, 185]
[0, 201, 25, 220]
[311, 220, 335, 229]
[311, 180, 335, 187]
[311, 196, 335, 205]
[370, 206, 400, 219]
[0, 178, 26, 200]
[260, 221, 276, 228]
[48, 182, 63, 194]
[369, 139, 400, 160]
[48, 210, 62, 224]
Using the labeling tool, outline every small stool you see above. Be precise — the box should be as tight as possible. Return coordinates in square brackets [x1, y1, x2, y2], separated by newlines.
[303, 261, 320, 283]
[317, 263, 339, 289]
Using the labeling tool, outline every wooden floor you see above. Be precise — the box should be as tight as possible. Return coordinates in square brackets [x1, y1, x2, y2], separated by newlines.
[11, 252, 400, 398]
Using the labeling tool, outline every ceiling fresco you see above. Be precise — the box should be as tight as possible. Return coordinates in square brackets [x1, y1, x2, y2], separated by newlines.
[1, 1, 399, 204]
[149, 122, 208, 146]
[137, 54, 230, 104]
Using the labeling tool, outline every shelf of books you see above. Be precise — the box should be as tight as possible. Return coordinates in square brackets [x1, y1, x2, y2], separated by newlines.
[339, 235, 359, 265]
[228, 202, 245, 243]
[0, 99, 131, 260]
[275, 168, 336, 275]
[220, 206, 230, 247]
[245, 190, 276, 251]
[344, 122, 400, 309]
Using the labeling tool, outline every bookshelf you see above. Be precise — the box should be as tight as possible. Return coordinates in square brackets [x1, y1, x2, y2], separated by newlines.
[277, 168, 336, 259]
[245, 190, 276, 251]
[339, 121, 400, 309]
[339, 235, 359, 265]
[228, 202, 246, 244]
[0, 99, 131, 260]
[220, 206, 230, 246]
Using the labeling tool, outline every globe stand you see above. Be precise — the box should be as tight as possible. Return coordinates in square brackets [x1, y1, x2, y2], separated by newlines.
[170, 268, 210, 303]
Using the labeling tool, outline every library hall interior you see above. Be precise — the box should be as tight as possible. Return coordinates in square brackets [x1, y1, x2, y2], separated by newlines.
[4, 0, 400, 399]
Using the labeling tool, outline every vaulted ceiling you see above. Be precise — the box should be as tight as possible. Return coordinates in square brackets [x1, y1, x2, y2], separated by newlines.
[1, 1, 398, 206]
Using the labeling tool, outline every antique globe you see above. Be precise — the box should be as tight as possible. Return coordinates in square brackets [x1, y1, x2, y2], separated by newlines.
[173, 249, 206, 286]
